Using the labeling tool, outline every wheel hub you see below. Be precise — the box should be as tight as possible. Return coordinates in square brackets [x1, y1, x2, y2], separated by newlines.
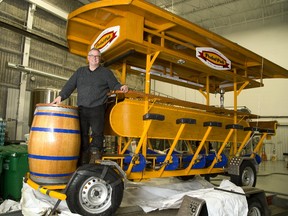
[242, 167, 255, 186]
[80, 177, 112, 213]
[248, 206, 261, 216]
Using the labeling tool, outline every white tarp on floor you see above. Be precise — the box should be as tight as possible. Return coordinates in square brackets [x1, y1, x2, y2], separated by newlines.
[0, 176, 248, 216]
[121, 176, 248, 215]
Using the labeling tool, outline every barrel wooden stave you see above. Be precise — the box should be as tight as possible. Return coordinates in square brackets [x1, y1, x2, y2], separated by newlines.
[28, 104, 80, 185]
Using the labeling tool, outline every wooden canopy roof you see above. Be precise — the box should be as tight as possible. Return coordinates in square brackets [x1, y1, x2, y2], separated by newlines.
[66, 0, 288, 93]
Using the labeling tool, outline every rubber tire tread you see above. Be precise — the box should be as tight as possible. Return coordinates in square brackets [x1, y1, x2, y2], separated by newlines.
[230, 160, 257, 187]
[177, 175, 195, 181]
[66, 164, 124, 216]
[247, 197, 264, 216]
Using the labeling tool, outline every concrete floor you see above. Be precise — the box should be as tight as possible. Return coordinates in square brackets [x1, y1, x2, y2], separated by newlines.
[115, 160, 288, 216]
[210, 160, 288, 197]
[256, 161, 288, 197]
[1, 161, 288, 216]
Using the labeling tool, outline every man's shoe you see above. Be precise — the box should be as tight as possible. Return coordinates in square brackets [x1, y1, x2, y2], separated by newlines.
[78, 152, 90, 166]
[89, 151, 102, 164]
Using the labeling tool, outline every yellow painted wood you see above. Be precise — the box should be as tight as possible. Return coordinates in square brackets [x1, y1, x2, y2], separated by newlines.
[67, 0, 288, 91]
[208, 129, 234, 173]
[26, 174, 67, 200]
[158, 123, 187, 176]
[62, 0, 285, 182]
[251, 133, 267, 158]
[120, 137, 132, 154]
[127, 167, 224, 179]
[126, 119, 153, 176]
[185, 126, 212, 173]
[236, 131, 253, 156]
[109, 99, 249, 142]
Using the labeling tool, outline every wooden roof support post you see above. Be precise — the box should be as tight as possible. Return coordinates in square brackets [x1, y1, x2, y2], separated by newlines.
[206, 75, 210, 105]
[251, 133, 267, 158]
[233, 71, 250, 155]
[199, 76, 210, 105]
[233, 68, 238, 155]
[121, 60, 127, 84]
[231, 69, 250, 156]
[142, 49, 160, 156]
[145, 51, 160, 102]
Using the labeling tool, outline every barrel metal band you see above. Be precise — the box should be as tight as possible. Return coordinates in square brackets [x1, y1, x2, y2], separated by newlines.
[30, 171, 74, 177]
[28, 154, 79, 160]
[35, 106, 78, 115]
[34, 112, 79, 119]
[30, 127, 80, 134]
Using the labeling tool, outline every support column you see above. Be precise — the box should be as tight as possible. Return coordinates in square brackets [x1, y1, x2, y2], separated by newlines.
[16, 3, 36, 139]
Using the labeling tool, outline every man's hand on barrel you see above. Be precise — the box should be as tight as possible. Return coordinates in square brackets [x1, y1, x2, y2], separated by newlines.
[51, 96, 62, 104]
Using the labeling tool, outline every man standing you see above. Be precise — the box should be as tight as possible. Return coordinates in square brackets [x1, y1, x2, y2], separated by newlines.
[51, 48, 128, 164]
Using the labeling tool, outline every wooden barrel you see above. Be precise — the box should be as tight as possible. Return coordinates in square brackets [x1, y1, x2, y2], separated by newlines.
[28, 104, 80, 185]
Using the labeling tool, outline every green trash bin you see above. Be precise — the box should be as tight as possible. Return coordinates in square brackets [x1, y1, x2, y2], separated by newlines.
[0, 144, 29, 201]
[0, 155, 3, 175]
[0, 155, 2, 204]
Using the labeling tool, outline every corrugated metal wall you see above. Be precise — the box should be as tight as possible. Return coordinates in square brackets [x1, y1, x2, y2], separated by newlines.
[1, 0, 286, 159]
[5, 88, 31, 140]
[0, 0, 85, 139]
[265, 126, 288, 161]
[0, 29, 22, 87]
[0, 0, 140, 140]
[0, 28, 23, 124]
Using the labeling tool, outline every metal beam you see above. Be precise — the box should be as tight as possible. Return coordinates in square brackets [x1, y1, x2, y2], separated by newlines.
[0, 17, 68, 50]
[78, 0, 91, 4]
[7, 62, 69, 81]
[25, 0, 68, 20]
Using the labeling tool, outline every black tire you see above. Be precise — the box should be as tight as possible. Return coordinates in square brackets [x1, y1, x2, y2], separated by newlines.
[177, 175, 195, 181]
[247, 197, 264, 216]
[230, 160, 257, 187]
[66, 164, 124, 216]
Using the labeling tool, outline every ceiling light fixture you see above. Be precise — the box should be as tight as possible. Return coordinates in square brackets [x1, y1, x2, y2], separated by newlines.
[177, 59, 186, 64]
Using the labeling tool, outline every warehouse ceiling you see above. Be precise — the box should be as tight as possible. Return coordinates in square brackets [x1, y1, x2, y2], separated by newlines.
[77, 0, 288, 35]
